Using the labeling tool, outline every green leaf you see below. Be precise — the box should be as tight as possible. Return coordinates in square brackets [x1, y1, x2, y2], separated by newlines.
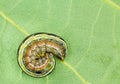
[0, 0, 120, 84]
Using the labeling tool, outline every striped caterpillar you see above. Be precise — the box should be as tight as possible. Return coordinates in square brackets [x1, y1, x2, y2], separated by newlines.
[18, 33, 67, 77]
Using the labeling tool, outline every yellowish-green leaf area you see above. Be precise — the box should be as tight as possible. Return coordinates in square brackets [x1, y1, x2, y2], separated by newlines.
[0, 0, 120, 84]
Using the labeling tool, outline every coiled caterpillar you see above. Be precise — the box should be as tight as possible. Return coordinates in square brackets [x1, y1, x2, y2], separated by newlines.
[18, 33, 67, 77]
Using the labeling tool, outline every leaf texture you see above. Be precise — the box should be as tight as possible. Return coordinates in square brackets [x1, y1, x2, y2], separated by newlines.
[0, 0, 120, 84]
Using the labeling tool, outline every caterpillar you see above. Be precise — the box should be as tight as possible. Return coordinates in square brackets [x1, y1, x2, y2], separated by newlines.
[18, 33, 67, 77]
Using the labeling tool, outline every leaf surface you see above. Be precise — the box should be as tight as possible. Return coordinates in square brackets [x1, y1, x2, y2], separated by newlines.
[0, 0, 120, 84]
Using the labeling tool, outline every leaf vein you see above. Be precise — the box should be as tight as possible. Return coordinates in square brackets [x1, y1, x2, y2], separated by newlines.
[8, 0, 23, 13]
[105, 0, 120, 10]
[64, 0, 73, 29]
[101, 10, 119, 83]
[0, 13, 88, 83]
[0, 11, 29, 36]
[75, 2, 104, 67]
[62, 61, 90, 84]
